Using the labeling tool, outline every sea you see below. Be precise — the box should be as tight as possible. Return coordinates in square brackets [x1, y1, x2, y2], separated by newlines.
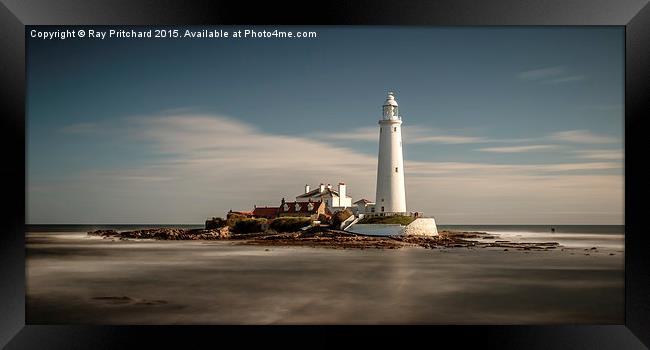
[25, 224, 624, 324]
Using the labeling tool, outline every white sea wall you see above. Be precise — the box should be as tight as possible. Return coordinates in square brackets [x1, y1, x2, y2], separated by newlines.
[402, 218, 438, 236]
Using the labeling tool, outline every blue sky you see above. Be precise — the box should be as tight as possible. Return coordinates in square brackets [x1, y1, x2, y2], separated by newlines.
[27, 26, 624, 224]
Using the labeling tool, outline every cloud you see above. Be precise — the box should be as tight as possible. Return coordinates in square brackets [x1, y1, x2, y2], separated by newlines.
[517, 66, 566, 80]
[29, 113, 624, 224]
[313, 125, 532, 145]
[311, 127, 377, 141]
[406, 128, 533, 145]
[542, 75, 586, 84]
[573, 149, 624, 160]
[406, 161, 620, 177]
[476, 145, 558, 153]
[548, 130, 618, 144]
[517, 66, 586, 84]
[312, 126, 490, 144]
[409, 134, 488, 144]
[117, 176, 174, 182]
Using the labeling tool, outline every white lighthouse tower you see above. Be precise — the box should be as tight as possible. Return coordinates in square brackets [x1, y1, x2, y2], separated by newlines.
[374, 91, 407, 215]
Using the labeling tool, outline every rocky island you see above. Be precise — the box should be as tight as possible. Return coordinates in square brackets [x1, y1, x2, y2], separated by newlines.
[87, 224, 561, 251]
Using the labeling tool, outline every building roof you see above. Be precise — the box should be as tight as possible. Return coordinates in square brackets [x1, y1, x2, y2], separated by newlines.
[252, 207, 279, 217]
[296, 188, 340, 199]
[296, 188, 323, 198]
[229, 210, 253, 216]
[354, 198, 373, 204]
[279, 200, 323, 214]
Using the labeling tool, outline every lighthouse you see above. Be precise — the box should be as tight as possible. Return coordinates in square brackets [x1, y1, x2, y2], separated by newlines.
[374, 91, 407, 215]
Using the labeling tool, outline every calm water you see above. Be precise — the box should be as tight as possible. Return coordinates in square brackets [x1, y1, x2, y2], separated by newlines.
[26, 224, 204, 232]
[440, 225, 624, 250]
[26, 224, 624, 324]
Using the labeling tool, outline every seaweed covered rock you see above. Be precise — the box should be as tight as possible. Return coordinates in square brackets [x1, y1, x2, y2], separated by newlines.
[205, 217, 226, 229]
[269, 217, 312, 232]
[232, 218, 268, 234]
[331, 209, 353, 229]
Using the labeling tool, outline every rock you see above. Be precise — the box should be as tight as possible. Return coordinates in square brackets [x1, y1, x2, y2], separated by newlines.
[87, 229, 119, 237]
[402, 218, 438, 236]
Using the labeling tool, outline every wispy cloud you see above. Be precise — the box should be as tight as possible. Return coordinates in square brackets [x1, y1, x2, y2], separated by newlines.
[117, 175, 174, 182]
[409, 134, 488, 144]
[548, 130, 618, 144]
[573, 149, 624, 160]
[518, 66, 586, 84]
[311, 127, 377, 141]
[312, 126, 490, 144]
[542, 75, 586, 84]
[406, 128, 532, 145]
[517, 66, 567, 80]
[31, 113, 623, 224]
[476, 145, 558, 153]
[406, 161, 620, 176]
[314, 125, 531, 145]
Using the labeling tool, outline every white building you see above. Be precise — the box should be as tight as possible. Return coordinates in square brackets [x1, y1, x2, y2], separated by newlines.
[374, 92, 407, 215]
[353, 198, 375, 215]
[296, 182, 352, 211]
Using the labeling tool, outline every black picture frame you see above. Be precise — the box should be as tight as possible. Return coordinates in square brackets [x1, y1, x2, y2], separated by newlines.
[1, 0, 648, 348]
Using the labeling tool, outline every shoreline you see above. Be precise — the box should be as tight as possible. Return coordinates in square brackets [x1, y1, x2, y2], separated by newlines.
[86, 227, 563, 251]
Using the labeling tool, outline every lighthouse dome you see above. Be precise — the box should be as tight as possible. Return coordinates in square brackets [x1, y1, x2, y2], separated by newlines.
[384, 92, 399, 106]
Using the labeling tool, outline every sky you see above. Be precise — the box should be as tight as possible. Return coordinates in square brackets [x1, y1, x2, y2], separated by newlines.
[26, 26, 624, 224]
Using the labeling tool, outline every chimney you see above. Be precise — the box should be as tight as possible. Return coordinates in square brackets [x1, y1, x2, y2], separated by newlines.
[327, 183, 332, 190]
[305, 184, 310, 193]
[338, 182, 346, 199]
[319, 183, 325, 193]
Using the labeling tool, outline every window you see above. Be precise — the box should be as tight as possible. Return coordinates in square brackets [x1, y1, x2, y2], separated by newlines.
[395, 167, 398, 173]
[393, 127, 397, 132]
[380, 128, 382, 133]
[381, 206, 385, 212]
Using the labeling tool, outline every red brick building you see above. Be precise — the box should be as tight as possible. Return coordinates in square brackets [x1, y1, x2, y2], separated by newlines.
[252, 206, 280, 219]
[277, 198, 326, 220]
